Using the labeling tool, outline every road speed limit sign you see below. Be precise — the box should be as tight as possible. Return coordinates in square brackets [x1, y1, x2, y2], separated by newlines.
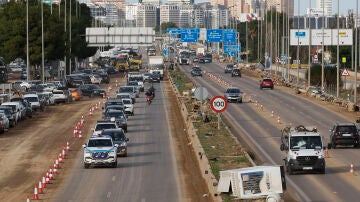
[210, 96, 228, 113]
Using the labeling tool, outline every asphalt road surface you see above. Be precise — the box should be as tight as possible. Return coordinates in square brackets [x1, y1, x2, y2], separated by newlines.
[180, 61, 360, 201]
[53, 81, 182, 202]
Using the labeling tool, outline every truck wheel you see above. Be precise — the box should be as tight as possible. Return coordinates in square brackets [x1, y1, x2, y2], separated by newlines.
[84, 164, 90, 169]
[112, 161, 117, 168]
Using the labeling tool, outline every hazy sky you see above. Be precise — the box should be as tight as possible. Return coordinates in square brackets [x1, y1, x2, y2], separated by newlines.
[291, 0, 357, 15]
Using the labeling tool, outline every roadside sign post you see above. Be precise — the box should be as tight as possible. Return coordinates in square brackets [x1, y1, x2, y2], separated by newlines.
[210, 96, 228, 130]
[342, 68, 350, 90]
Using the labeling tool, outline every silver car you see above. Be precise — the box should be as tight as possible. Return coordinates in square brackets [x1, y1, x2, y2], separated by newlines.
[224, 87, 243, 103]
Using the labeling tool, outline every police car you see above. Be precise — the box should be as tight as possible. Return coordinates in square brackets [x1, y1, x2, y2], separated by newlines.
[83, 135, 118, 168]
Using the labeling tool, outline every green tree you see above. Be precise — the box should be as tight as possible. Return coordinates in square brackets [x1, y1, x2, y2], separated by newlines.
[0, 0, 96, 71]
[154, 21, 178, 34]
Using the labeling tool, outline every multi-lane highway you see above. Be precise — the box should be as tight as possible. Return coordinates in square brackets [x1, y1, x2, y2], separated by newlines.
[53, 82, 182, 202]
[179, 61, 360, 201]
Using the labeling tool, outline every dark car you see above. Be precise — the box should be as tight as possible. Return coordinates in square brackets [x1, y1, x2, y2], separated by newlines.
[191, 67, 202, 77]
[101, 129, 129, 157]
[231, 68, 241, 77]
[260, 78, 274, 90]
[224, 64, 234, 73]
[20, 71, 27, 80]
[78, 84, 106, 97]
[150, 73, 161, 83]
[104, 109, 128, 132]
[329, 123, 359, 149]
[95, 72, 110, 84]
[198, 58, 205, 63]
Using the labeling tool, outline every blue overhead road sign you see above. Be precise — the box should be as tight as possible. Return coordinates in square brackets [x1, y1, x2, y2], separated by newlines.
[181, 32, 198, 42]
[223, 29, 236, 42]
[206, 29, 223, 42]
[295, 31, 306, 37]
[162, 49, 169, 55]
[223, 45, 239, 55]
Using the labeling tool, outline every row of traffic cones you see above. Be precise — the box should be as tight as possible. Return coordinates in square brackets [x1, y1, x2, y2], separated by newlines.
[28, 84, 113, 201]
[30, 141, 70, 200]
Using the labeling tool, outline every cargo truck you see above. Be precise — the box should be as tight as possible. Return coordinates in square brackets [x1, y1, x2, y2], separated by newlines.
[148, 56, 164, 80]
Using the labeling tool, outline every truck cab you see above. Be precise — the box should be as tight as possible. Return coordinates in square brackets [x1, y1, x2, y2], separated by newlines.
[280, 125, 325, 174]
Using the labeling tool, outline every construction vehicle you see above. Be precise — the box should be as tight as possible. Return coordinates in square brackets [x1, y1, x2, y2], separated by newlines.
[115, 54, 129, 72]
[280, 125, 326, 175]
[148, 56, 164, 80]
[129, 54, 142, 71]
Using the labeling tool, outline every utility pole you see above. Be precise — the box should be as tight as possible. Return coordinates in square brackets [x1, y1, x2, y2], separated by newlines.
[308, 0, 312, 87]
[336, 0, 340, 97]
[26, 0, 30, 82]
[321, 0, 325, 91]
[41, 0, 45, 82]
[296, 0, 300, 86]
[355, 0, 359, 104]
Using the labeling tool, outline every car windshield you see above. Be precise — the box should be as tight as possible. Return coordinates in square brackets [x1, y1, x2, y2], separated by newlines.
[338, 126, 357, 133]
[103, 131, 126, 141]
[263, 79, 272, 82]
[227, 88, 240, 93]
[95, 124, 117, 131]
[53, 91, 64, 95]
[87, 139, 113, 147]
[122, 99, 131, 104]
[226, 65, 233, 68]
[24, 97, 38, 102]
[106, 101, 123, 106]
[290, 136, 322, 150]
[119, 87, 133, 93]
[106, 112, 125, 119]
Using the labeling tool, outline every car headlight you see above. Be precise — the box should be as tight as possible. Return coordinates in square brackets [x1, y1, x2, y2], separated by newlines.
[109, 150, 116, 156]
[121, 142, 127, 147]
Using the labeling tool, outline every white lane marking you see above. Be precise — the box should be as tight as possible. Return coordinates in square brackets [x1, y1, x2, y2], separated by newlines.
[107, 192, 111, 198]
[112, 176, 116, 182]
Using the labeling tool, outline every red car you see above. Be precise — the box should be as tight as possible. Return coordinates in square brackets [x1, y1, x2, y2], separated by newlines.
[260, 78, 274, 90]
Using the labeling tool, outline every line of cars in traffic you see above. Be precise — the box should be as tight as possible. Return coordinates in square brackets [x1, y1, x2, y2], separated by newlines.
[82, 71, 153, 168]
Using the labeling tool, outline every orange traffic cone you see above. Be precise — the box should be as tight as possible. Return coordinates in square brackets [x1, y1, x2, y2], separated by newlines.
[33, 184, 39, 200]
[42, 176, 46, 188]
[78, 131, 82, 139]
[66, 141, 70, 151]
[26, 195, 31, 202]
[350, 163, 354, 175]
[58, 153, 63, 163]
[324, 147, 330, 158]
[73, 129, 77, 138]
[271, 111, 274, 117]
[62, 148, 66, 159]
[38, 181, 43, 194]
[277, 116, 281, 124]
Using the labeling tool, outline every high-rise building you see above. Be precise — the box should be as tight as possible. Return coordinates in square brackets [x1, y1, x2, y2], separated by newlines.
[160, 4, 203, 28]
[125, 4, 138, 27]
[168, 0, 193, 5]
[137, 4, 157, 27]
[316, 0, 332, 16]
[142, 0, 161, 6]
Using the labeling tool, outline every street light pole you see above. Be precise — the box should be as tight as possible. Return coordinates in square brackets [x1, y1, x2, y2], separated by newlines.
[308, 0, 312, 87]
[355, 0, 359, 104]
[296, 0, 300, 86]
[336, 0, 340, 97]
[26, 0, 30, 82]
[321, 0, 325, 91]
[41, 0, 45, 82]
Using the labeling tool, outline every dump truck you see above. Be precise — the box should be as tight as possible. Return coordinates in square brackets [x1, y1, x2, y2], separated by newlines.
[129, 54, 142, 71]
[115, 54, 129, 72]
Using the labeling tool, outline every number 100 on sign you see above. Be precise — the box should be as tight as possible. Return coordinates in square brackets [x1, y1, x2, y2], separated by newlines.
[210, 96, 228, 113]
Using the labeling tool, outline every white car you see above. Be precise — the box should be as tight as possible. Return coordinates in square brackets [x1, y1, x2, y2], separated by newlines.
[52, 89, 68, 104]
[13, 81, 32, 91]
[122, 98, 134, 116]
[38, 92, 55, 105]
[23, 94, 41, 111]
[90, 75, 102, 84]
[0, 112, 10, 131]
[116, 93, 134, 104]
[92, 121, 119, 136]
[83, 135, 118, 168]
